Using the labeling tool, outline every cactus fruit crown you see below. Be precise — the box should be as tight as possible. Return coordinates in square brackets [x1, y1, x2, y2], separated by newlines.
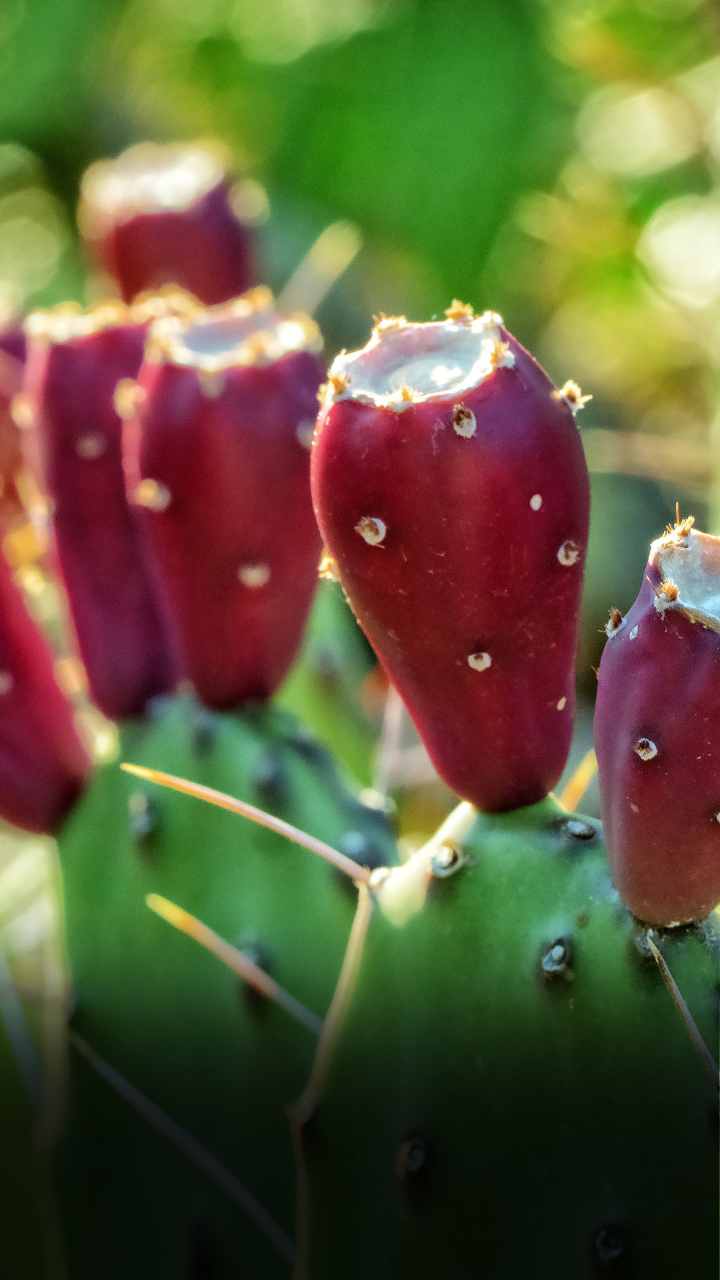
[319, 305, 514, 411]
[23, 288, 200, 345]
[648, 516, 720, 628]
[78, 140, 257, 306]
[78, 141, 232, 230]
[143, 286, 322, 370]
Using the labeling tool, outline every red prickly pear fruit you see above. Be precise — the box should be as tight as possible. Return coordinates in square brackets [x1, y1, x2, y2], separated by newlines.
[0, 321, 26, 523]
[311, 304, 591, 811]
[594, 515, 720, 926]
[0, 549, 89, 831]
[125, 287, 324, 709]
[78, 142, 259, 305]
[22, 296, 196, 719]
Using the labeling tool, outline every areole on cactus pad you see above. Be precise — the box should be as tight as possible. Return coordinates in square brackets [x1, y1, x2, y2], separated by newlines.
[311, 302, 591, 812]
[595, 514, 720, 925]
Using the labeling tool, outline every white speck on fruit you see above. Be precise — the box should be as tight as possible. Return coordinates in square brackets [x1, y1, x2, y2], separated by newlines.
[452, 404, 476, 438]
[629, 625, 639, 640]
[238, 562, 271, 588]
[467, 651, 492, 672]
[198, 370, 226, 398]
[133, 479, 171, 512]
[355, 516, 386, 546]
[557, 540, 581, 567]
[11, 393, 34, 431]
[530, 494, 543, 511]
[634, 737, 658, 762]
[296, 419, 314, 449]
[556, 696, 567, 711]
[113, 378, 145, 420]
[75, 432, 107, 460]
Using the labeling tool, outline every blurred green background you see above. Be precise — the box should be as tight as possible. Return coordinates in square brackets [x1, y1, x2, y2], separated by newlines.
[1, 1, 720, 1249]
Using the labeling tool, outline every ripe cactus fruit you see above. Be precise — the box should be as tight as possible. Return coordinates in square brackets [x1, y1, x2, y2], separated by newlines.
[22, 296, 196, 718]
[59, 695, 395, 1279]
[0, 546, 88, 831]
[78, 141, 258, 304]
[595, 515, 720, 925]
[311, 304, 590, 811]
[296, 798, 719, 1279]
[125, 287, 324, 708]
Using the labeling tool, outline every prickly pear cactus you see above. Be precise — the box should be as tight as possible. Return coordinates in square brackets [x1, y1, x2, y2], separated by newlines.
[295, 798, 719, 1279]
[60, 695, 395, 1278]
[303, 305, 719, 1279]
[0, 283, 397, 1277]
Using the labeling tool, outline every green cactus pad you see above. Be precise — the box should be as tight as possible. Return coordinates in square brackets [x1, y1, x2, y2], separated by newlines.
[57, 695, 395, 1279]
[298, 797, 719, 1279]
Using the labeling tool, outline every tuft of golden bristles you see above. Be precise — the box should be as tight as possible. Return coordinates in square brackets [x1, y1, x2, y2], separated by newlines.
[444, 299, 475, 323]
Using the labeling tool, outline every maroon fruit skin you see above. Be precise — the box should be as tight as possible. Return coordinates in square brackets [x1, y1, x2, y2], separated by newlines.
[0, 323, 26, 522]
[311, 316, 590, 811]
[0, 550, 89, 832]
[595, 527, 720, 925]
[127, 339, 324, 708]
[23, 313, 180, 719]
[84, 178, 254, 306]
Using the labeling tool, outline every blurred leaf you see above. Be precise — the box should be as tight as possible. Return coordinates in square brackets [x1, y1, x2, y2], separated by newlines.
[0, 0, 121, 140]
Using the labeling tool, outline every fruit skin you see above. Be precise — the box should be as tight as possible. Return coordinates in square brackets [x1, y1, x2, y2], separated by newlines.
[58, 695, 395, 1280]
[98, 180, 254, 304]
[0, 547, 89, 832]
[79, 144, 256, 305]
[311, 313, 590, 811]
[23, 309, 179, 719]
[595, 523, 720, 925]
[0, 321, 26, 522]
[127, 312, 324, 709]
[297, 797, 719, 1280]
